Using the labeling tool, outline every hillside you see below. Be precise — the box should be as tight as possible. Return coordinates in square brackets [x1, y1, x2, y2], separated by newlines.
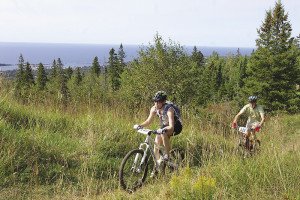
[0, 97, 299, 199]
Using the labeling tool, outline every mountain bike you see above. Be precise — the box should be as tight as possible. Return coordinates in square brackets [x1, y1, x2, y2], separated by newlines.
[119, 128, 184, 193]
[234, 125, 261, 157]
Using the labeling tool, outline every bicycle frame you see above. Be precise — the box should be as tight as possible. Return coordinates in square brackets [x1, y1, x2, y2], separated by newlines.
[136, 129, 165, 172]
[129, 128, 181, 176]
[119, 128, 183, 193]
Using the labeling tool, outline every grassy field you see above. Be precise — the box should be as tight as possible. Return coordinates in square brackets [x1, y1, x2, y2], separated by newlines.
[0, 95, 299, 199]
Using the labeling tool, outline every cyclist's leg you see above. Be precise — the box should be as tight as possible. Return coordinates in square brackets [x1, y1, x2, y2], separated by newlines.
[151, 135, 163, 177]
[162, 122, 182, 159]
[244, 122, 252, 149]
[154, 135, 163, 160]
[162, 131, 172, 159]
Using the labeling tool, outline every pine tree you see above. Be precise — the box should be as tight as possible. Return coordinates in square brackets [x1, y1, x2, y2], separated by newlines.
[36, 63, 47, 90]
[50, 59, 57, 80]
[245, 1, 300, 112]
[48, 59, 61, 90]
[256, 10, 273, 49]
[54, 58, 65, 89]
[108, 48, 121, 91]
[74, 67, 82, 85]
[14, 54, 26, 100]
[216, 65, 223, 90]
[24, 62, 35, 86]
[14, 54, 26, 97]
[191, 46, 205, 68]
[118, 43, 126, 73]
[56, 58, 69, 105]
[57, 58, 64, 74]
[65, 66, 73, 80]
[52, 58, 64, 89]
[236, 48, 241, 56]
[47, 58, 69, 105]
[91, 56, 101, 76]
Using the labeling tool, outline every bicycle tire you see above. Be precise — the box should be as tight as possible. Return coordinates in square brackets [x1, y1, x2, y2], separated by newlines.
[119, 149, 149, 193]
[251, 139, 261, 153]
[161, 148, 184, 175]
[170, 148, 184, 168]
[235, 136, 249, 158]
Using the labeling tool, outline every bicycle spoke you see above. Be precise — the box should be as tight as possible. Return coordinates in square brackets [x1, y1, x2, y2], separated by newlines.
[166, 149, 184, 173]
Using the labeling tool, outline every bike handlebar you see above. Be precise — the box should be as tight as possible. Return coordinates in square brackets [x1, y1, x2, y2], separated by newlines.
[232, 124, 260, 133]
[137, 128, 160, 135]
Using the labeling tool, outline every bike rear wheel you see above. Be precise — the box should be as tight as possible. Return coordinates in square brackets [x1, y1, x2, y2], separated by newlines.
[250, 138, 261, 153]
[169, 148, 184, 169]
[161, 148, 184, 175]
[119, 149, 149, 193]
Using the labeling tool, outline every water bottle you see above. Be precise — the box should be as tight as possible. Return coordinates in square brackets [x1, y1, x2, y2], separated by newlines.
[239, 127, 248, 134]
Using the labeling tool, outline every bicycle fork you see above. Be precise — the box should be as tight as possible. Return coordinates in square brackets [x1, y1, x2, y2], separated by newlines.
[130, 143, 149, 173]
[139, 141, 161, 172]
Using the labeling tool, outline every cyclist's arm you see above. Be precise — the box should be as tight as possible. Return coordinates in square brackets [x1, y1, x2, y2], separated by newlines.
[164, 107, 175, 132]
[232, 105, 247, 124]
[232, 115, 240, 125]
[233, 110, 243, 124]
[259, 111, 265, 127]
[140, 106, 156, 127]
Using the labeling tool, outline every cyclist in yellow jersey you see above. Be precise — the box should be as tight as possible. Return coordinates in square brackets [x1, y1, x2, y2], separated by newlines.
[232, 96, 265, 138]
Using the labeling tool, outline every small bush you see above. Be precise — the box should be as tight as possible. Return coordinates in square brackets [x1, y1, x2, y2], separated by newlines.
[170, 167, 216, 200]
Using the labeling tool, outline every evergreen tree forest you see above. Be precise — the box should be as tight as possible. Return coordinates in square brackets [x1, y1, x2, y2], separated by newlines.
[5, 2, 300, 114]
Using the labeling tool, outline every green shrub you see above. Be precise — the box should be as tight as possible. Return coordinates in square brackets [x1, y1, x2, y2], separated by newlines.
[170, 168, 216, 200]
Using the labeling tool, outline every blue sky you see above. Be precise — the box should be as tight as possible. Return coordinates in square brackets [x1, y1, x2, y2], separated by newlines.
[0, 0, 299, 48]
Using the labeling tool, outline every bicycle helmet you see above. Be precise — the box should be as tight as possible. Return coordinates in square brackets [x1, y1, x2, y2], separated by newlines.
[248, 95, 258, 103]
[153, 91, 167, 102]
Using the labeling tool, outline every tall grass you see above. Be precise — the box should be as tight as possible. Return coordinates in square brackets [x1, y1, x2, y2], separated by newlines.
[0, 93, 299, 199]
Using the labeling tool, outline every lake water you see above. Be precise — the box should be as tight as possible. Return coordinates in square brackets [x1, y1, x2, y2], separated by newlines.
[0, 42, 254, 71]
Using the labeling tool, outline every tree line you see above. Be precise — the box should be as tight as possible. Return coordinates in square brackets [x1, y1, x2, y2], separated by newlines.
[10, 2, 300, 113]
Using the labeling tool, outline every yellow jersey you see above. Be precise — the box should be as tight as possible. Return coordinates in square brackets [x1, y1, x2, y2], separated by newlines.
[240, 104, 264, 122]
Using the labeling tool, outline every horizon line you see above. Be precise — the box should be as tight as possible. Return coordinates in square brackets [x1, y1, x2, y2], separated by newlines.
[0, 41, 256, 49]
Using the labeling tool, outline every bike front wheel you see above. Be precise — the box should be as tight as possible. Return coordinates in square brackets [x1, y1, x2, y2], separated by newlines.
[119, 149, 149, 193]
